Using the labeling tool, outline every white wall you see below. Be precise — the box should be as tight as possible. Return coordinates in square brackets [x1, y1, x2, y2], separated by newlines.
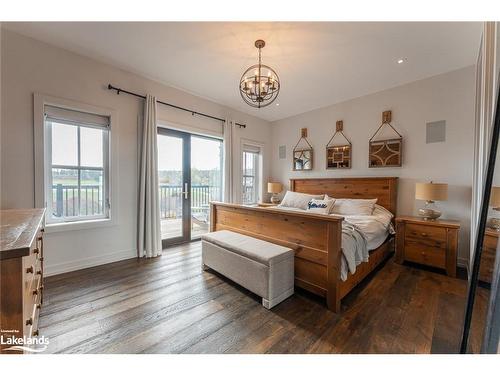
[271, 67, 476, 266]
[0, 30, 272, 275]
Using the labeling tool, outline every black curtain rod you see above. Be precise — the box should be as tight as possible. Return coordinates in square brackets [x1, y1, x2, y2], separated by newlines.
[107, 84, 246, 128]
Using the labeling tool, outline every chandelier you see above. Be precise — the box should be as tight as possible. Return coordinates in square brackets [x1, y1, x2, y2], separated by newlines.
[239, 40, 280, 108]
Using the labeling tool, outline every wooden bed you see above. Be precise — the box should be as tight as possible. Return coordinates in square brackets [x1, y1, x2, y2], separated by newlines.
[210, 177, 398, 312]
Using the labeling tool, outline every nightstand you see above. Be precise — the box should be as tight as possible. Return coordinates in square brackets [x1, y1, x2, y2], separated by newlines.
[395, 216, 460, 277]
[257, 202, 279, 207]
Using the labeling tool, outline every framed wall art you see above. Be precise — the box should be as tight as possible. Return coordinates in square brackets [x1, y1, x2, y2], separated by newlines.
[326, 120, 352, 169]
[293, 128, 313, 171]
[369, 110, 403, 168]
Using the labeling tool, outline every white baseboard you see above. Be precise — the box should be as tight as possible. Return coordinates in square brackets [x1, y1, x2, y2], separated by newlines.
[44, 249, 137, 277]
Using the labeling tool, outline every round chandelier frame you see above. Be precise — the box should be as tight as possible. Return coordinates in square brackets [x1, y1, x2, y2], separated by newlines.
[239, 40, 281, 108]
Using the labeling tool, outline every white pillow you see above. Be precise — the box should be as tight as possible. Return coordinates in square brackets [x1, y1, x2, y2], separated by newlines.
[279, 191, 325, 210]
[373, 203, 393, 217]
[330, 198, 378, 216]
[306, 198, 335, 214]
[372, 204, 394, 226]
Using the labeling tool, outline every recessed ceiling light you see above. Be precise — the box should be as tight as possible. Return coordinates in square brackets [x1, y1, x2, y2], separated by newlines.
[276, 103, 280, 106]
[397, 58, 406, 64]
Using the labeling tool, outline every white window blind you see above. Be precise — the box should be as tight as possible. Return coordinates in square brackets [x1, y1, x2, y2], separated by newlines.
[44, 105, 110, 129]
[242, 144, 261, 154]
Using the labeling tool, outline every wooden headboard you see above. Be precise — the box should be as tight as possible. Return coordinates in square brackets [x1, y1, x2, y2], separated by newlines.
[290, 177, 398, 216]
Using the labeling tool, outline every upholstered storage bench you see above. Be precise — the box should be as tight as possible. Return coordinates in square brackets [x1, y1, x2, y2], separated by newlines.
[201, 230, 294, 309]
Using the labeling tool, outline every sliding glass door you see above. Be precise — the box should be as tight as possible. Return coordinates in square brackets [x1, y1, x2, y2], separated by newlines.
[157, 128, 222, 247]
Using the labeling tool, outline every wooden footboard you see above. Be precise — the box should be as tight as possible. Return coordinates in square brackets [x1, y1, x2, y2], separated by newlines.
[210, 202, 344, 312]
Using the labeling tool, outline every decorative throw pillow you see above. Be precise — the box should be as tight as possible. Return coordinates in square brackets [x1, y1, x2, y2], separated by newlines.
[279, 191, 325, 210]
[330, 198, 378, 216]
[306, 199, 335, 214]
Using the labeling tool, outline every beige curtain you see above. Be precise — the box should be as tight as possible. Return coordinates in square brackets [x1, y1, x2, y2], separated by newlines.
[138, 94, 162, 258]
[223, 118, 234, 203]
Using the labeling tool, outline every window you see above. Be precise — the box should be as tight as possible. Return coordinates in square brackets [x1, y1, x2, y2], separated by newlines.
[44, 105, 110, 223]
[242, 146, 261, 204]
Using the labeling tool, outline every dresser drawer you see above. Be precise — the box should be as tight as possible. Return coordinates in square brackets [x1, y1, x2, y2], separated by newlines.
[483, 233, 498, 251]
[23, 272, 41, 333]
[26, 290, 42, 340]
[405, 223, 447, 248]
[22, 255, 35, 291]
[403, 241, 446, 269]
[479, 234, 498, 283]
[22, 254, 38, 300]
[24, 252, 41, 287]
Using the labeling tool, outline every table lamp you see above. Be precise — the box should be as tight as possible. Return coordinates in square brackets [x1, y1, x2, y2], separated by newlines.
[415, 181, 448, 220]
[488, 186, 500, 230]
[267, 182, 283, 204]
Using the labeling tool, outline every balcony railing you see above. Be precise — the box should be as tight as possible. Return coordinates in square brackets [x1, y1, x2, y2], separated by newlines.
[51, 184, 220, 219]
[159, 185, 221, 219]
[52, 184, 103, 217]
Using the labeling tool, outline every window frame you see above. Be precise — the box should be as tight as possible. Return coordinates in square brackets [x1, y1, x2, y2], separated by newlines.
[240, 140, 264, 205]
[242, 150, 260, 204]
[45, 119, 110, 224]
[34, 94, 119, 233]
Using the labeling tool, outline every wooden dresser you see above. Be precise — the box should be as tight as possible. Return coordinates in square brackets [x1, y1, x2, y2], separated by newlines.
[0, 209, 45, 354]
[395, 216, 460, 277]
[479, 228, 499, 284]
[257, 202, 279, 207]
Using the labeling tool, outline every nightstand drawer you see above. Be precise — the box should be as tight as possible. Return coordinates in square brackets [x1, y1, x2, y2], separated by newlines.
[403, 242, 446, 269]
[405, 223, 447, 248]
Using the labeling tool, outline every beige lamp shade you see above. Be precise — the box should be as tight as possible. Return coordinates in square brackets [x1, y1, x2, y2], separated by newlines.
[415, 182, 448, 201]
[267, 182, 283, 194]
[490, 186, 500, 208]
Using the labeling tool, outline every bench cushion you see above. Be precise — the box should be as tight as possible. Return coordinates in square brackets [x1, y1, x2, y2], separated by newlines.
[201, 230, 293, 266]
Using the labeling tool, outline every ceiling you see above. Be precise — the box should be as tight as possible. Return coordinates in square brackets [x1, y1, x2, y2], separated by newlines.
[4, 22, 482, 122]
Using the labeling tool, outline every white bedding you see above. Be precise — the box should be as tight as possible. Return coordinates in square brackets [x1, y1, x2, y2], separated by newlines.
[342, 205, 395, 250]
[268, 204, 394, 280]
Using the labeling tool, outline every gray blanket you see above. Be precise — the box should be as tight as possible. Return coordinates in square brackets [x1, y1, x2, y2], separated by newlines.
[341, 222, 368, 281]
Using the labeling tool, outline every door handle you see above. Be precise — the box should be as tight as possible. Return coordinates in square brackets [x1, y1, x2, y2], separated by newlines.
[182, 183, 189, 200]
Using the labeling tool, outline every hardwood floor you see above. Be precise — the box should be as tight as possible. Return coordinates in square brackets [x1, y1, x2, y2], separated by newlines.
[39, 241, 475, 354]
